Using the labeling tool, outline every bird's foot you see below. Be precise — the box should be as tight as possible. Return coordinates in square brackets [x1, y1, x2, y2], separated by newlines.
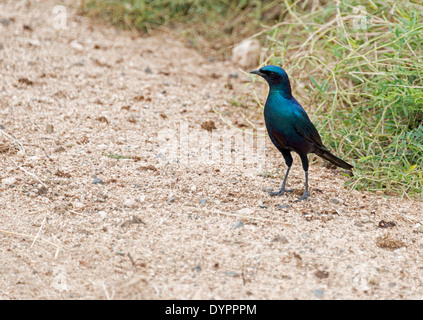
[268, 188, 294, 197]
[294, 191, 309, 202]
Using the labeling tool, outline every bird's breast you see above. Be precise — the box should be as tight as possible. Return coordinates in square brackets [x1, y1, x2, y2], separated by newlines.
[264, 103, 312, 154]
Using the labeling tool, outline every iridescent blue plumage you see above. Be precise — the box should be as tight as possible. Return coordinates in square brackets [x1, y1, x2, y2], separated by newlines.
[251, 65, 353, 201]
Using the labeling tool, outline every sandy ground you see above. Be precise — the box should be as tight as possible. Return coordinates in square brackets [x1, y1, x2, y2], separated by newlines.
[1, 0, 423, 300]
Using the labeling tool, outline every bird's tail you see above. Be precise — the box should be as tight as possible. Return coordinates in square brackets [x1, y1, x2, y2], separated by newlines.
[315, 148, 353, 172]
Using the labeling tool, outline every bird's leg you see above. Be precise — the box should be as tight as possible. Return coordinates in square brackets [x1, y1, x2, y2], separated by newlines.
[295, 170, 309, 201]
[269, 166, 294, 196]
[295, 154, 310, 201]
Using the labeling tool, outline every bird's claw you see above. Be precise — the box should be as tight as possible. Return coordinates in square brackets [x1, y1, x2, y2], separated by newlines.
[294, 191, 309, 202]
[268, 189, 294, 196]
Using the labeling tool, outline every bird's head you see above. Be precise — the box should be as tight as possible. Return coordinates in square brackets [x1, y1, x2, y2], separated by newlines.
[250, 65, 292, 97]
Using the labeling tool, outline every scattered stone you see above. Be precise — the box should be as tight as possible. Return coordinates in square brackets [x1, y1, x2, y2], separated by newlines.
[167, 195, 175, 204]
[224, 271, 240, 277]
[92, 178, 104, 185]
[98, 211, 107, 219]
[199, 199, 207, 205]
[330, 198, 341, 204]
[37, 185, 47, 195]
[2, 177, 16, 186]
[45, 123, 54, 134]
[138, 165, 157, 171]
[314, 270, 329, 279]
[413, 226, 423, 234]
[157, 153, 167, 161]
[28, 39, 40, 47]
[376, 234, 405, 250]
[124, 198, 137, 208]
[70, 40, 83, 51]
[201, 120, 216, 132]
[312, 288, 324, 298]
[361, 217, 371, 224]
[257, 200, 267, 209]
[303, 213, 313, 221]
[232, 220, 244, 229]
[144, 67, 152, 74]
[278, 204, 291, 209]
[0, 18, 12, 26]
[192, 265, 201, 272]
[54, 146, 65, 153]
[190, 185, 197, 192]
[23, 24, 32, 31]
[237, 208, 254, 215]
[120, 215, 145, 227]
[18, 77, 33, 85]
[272, 235, 288, 244]
[231, 39, 261, 68]
[229, 72, 238, 78]
[378, 220, 396, 228]
[73, 201, 84, 210]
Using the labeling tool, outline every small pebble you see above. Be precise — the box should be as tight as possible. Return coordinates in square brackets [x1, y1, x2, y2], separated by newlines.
[330, 198, 341, 204]
[232, 220, 244, 229]
[124, 198, 137, 208]
[45, 124, 54, 134]
[2, 177, 16, 186]
[54, 146, 65, 153]
[167, 195, 175, 204]
[199, 199, 207, 205]
[278, 204, 291, 209]
[257, 200, 267, 209]
[224, 271, 239, 277]
[92, 178, 104, 185]
[237, 208, 254, 215]
[157, 153, 166, 160]
[361, 217, 371, 224]
[272, 235, 289, 244]
[73, 201, 84, 209]
[413, 226, 423, 234]
[98, 211, 107, 219]
[70, 40, 83, 51]
[312, 288, 324, 298]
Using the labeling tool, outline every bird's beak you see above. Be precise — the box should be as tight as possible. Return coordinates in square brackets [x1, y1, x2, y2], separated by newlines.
[250, 70, 262, 76]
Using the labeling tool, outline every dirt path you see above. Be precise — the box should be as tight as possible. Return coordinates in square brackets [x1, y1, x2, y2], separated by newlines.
[1, 0, 422, 300]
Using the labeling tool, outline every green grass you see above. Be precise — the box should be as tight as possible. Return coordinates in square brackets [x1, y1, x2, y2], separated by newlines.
[258, 0, 423, 198]
[82, 0, 423, 198]
[79, 0, 284, 56]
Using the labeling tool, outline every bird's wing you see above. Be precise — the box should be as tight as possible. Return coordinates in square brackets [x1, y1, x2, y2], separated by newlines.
[293, 109, 326, 150]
